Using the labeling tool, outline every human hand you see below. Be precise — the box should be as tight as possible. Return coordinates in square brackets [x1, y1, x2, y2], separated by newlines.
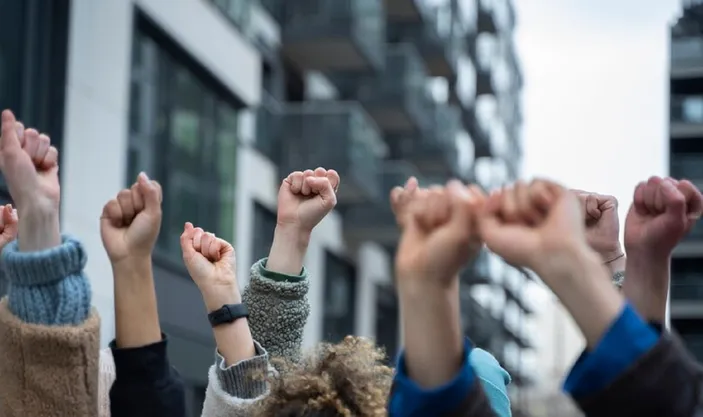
[624, 176, 702, 261]
[0, 204, 18, 251]
[390, 176, 420, 229]
[479, 180, 589, 278]
[395, 181, 485, 292]
[0, 110, 60, 214]
[572, 190, 622, 262]
[276, 167, 339, 234]
[180, 222, 240, 311]
[100, 172, 162, 265]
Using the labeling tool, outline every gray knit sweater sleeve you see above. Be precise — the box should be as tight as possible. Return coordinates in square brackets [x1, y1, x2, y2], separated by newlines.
[242, 257, 310, 361]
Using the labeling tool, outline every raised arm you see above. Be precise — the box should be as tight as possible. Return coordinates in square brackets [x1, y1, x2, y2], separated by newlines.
[101, 173, 186, 417]
[0, 109, 100, 417]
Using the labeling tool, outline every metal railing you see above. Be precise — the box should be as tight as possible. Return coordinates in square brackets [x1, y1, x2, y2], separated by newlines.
[671, 37, 703, 70]
[670, 154, 703, 179]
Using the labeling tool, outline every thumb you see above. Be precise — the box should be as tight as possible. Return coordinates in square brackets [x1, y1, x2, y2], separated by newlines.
[180, 222, 197, 257]
[306, 176, 337, 209]
[446, 180, 474, 232]
[138, 172, 162, 213]
[1, 110, 21, 154]
[1, 205, 17, 238]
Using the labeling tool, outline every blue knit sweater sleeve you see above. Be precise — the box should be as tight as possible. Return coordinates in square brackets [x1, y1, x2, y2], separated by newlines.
[2, 235, 91, 325]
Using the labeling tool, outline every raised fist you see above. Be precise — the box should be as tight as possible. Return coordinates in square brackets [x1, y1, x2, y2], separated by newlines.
[624, 176, 703, 259]
[0, 110, 60, 212]
[100, 173, 162, 264]
[390, 176, 420, 230]
[572, 190, 622, 261]
[0, 204, 18, 250]
[479, 180, 587, 276]
[395, 181, 485, 288]
[277, 167, 339, 232]
[180, 222, 239, 310]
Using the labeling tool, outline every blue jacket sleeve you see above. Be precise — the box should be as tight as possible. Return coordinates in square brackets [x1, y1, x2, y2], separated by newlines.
[389, 338, 475, 417]
[564, 303, 659, 397]
[3, 235, 91, 325]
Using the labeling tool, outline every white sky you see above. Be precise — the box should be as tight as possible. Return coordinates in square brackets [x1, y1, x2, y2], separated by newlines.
[514, 0, 683, 381]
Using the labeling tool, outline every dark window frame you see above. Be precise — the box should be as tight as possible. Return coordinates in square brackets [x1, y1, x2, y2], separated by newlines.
[374, 282, 399, 364]
[252, 201, 277, 263]
[322, 251, 357, 343]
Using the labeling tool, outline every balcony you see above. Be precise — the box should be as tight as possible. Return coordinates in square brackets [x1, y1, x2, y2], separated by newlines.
[387, 102, 460, 176]
[384, 0, 422, 21]
[671, 95, 703, 138]
[387, 11, 460, 78]
[340, 43, 432, 134]
[276, 101, 386, 204]
[670, 154, 703, 180]
[460, 250, 492, 285]
[671, 36, 703, 79]
[255, 93, 284, 160]
[342, 161, 424, 245]
[463, 107, 493, 158]
[275, 0, 385, 72]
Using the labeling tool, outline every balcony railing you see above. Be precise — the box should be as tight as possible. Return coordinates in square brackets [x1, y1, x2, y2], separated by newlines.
[277, 101, 386, 204]
[275, 0, 385, 72]
[671, 278, 703, 301]
[211, 0, 253, 33]
[670, 154, 703, 180]
[342, 43, 432, 134]
[387, 8, 460, 78]
[671, 37, 703, 76]
[342, 161, 424, 244]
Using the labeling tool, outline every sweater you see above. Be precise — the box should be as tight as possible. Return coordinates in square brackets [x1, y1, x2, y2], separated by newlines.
[200, 258, 310, 417]
[0, 235, 100, 417]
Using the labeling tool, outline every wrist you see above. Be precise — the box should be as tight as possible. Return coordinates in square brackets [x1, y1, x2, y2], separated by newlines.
[273, 223, 311, 247]
[18, 206, 61, 251]
[201, 286, 242, 312]
[266, 225, 310, 276]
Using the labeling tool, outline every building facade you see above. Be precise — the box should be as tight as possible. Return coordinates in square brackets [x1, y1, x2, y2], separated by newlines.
[670, 0, 703, 361]
[0, 0, 530, 414]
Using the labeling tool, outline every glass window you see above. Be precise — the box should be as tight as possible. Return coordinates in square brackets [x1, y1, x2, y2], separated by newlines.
[129, 28, 239, 261]
[322, 251, 357, 343]
[375, 284, 399, 364]
[252, 202, 277, 262]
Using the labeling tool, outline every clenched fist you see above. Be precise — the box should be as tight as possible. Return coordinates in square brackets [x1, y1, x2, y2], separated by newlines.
[100, 173, 162, 264]
[395, 181, 485, 289]
[0, 204, 18, 250]
[572, 190, 622, 261]
[0, 110, 60, 213]
[180, 222, 239, 311]
[277, 167, 339, 232]
[479, 180, 587, 277]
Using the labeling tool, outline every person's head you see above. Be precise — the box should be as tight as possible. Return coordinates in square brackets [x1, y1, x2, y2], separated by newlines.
[252, 336, 393, 417]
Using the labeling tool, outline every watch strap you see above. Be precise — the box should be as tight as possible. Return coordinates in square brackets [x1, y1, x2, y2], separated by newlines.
[208, 304, 249, 327]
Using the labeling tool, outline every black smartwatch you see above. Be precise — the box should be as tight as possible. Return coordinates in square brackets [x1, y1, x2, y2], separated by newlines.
[208, 304, 249, 327]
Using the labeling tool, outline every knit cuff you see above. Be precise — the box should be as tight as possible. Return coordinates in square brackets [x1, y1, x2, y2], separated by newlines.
[259, 257, 307, 283]
[3, 235, 87, 286]
[215, 340, 270, 399]
[4, 235, 91, 326]
[248, 258, 310, 298]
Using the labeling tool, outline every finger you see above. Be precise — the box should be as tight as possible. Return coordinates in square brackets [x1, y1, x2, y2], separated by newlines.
[514, 181, 541, 225]
[34, 134, 50, 165]
[326, 169, 340, 193]
[585, 194, 601, 220]
[22, 128, 40, 160]
[15, 122, 24, 146]
[301, 169, 314, 195]
[289, 171, 304, 194]
[41, 146, 59, 169]
[1, 110, 21, 153]
[116, 189, 136, 225]
[1, 204, 17, 238]
[101, 200, 124, 227]
[313, 167, 327, 177]
[137, 172, 162, 212]
[180, 222, 196, 254]
[0, 205, 7, 229]
[633, 181, 648, 215]
[208, 233, 221, 261]
[499, 185, 520, 222]
[200, 232, 214, 261]
[426, 186, 449, 228]
[405, 176, 419, 192]
[193, 227, 204, 252]
[528, 180, 553, 214]
[390, 186, 404, 213]
[485, 189, 503, 214]
[130, 182, 145, 213]
[644, 176, 662, 213]
[447, 180, 475, 233]
[677, 179, 703, 219]
[305, 176, 337, 210]
[659, 179, 686, 216]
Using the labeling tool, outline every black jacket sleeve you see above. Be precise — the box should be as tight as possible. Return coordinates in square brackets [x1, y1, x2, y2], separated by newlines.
[109, 335, 187, 417]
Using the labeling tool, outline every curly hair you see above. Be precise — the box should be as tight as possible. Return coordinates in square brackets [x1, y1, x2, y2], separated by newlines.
[251, 335, 394, 417]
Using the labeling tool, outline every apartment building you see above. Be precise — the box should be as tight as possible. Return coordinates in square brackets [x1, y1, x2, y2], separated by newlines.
[0, 0, 530, 414]
[670, 0, 703, 360]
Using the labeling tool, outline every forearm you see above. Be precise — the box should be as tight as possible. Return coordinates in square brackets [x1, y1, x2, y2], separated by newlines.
[542, 248, 626, 349]
[18, 206, 61, 251]
[398, 279, 464, 388]
[265, 225, 309, 275]
[113, 258, 162, 348]
[206, 289, 257, 366]
[623, 257, 669, 323]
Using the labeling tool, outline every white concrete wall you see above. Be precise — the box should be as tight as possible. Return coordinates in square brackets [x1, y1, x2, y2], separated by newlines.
[62, 0, 261, 347]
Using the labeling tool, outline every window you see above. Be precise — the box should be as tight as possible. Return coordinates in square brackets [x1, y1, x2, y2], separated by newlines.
[129, 22, 239, 260]
[322, 251, 357, 343]
[252, 202, 277, 262]
[375, 283, 399, 364]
